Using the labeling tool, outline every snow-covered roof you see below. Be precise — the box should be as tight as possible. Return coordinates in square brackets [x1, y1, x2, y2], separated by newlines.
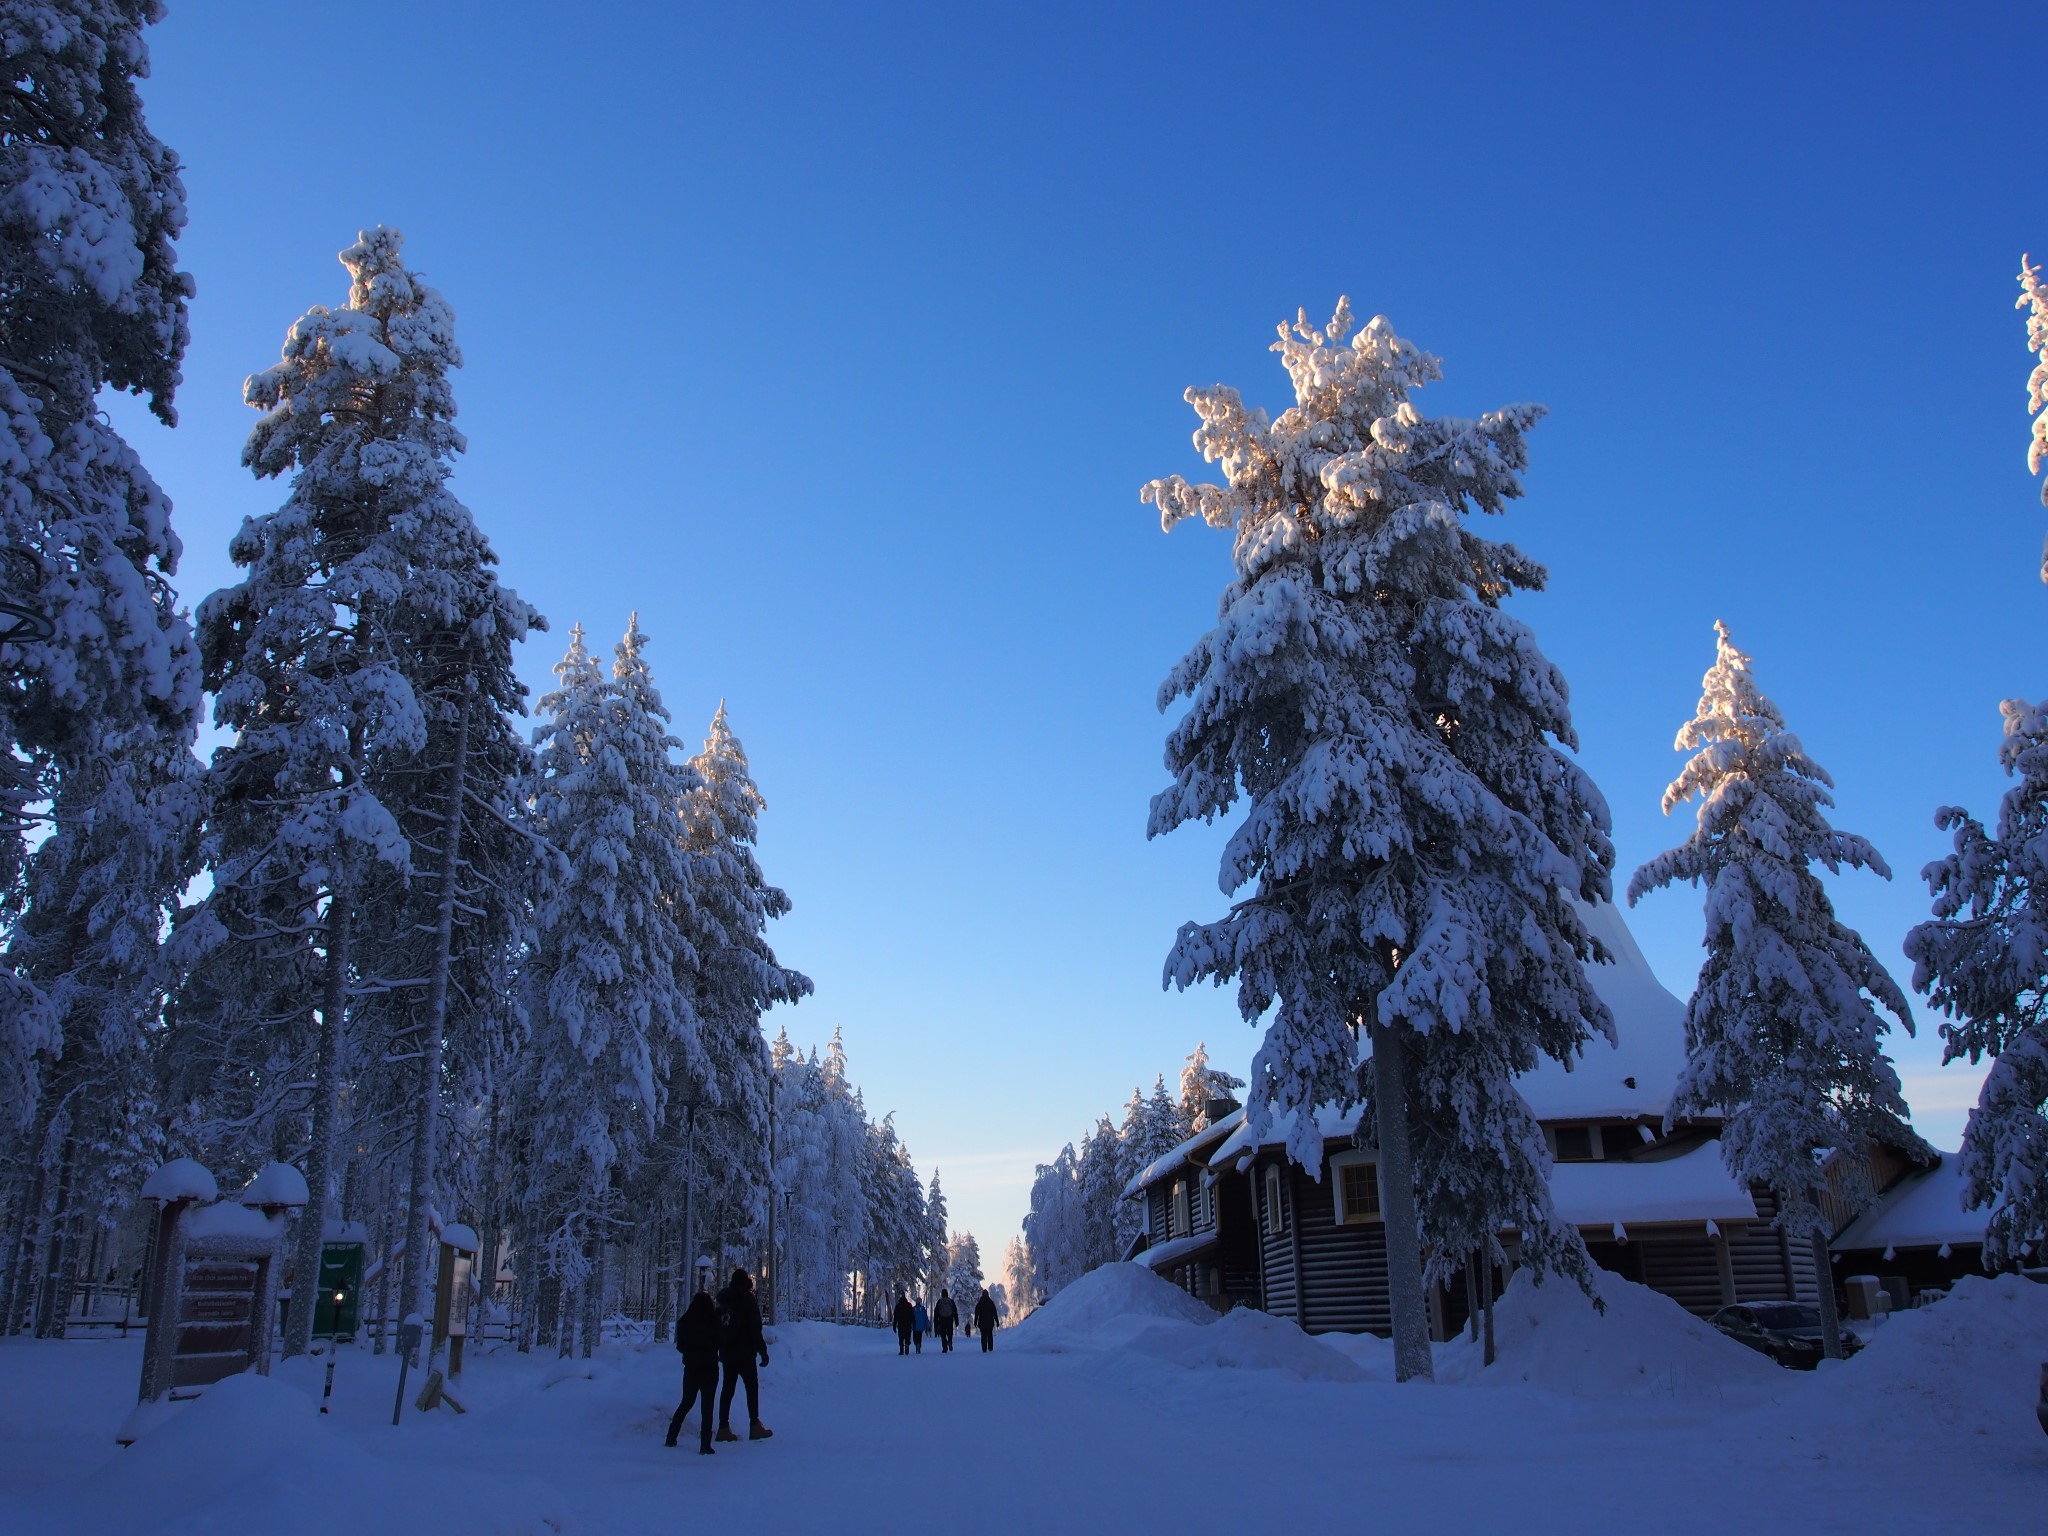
[1122, 1108, 1246, 1198]
[1212, 903, 1691, 1170]
[1546, 1143, 1757, 1228]
[1831, 1154, 1988, 1254]
[1134, 1231, 1220, 1273]
[141, 1158, 218, 1204]
[238, 1162, 309, 1209]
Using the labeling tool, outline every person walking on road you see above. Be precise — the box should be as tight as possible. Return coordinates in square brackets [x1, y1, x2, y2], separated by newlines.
[933, 1289, 958, 1352]
[666, 1291, 721, 1454]
[974, 1288, 999, 1352]
[892, 1291, 915, 1355]
[715, 1267, 773, 1442]
[912, 1298, 930, 1354]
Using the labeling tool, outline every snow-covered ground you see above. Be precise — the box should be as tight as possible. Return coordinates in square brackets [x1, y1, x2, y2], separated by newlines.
[2, 1266, 2040, 1535]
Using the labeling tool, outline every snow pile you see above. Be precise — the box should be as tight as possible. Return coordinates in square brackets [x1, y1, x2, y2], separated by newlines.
[1127, 1306, 1368, 1382]
[1788, 1274, 2048, 1460]
[1442, 1269, 1781, 1396]
[1009, 1262, 1215, 1352]
[37, 1371, 561, 1536]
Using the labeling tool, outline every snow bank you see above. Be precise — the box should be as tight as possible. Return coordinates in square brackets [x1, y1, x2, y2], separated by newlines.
[1009, 1263, 1216, 1353]
[1784, 1274, 2048, 1461]
[1127, 1306, 1368, 1382]
[1440, 1269, 1781, 1396]
[41, 1371, 561, 1535]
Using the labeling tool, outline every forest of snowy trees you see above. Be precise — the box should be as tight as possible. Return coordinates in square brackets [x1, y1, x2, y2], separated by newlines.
[0, 2, 937, 1356]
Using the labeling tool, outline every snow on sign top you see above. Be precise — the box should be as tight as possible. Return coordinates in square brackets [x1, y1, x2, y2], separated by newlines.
[183, 1202, 281, 1242]
[440, 1223, 480, 1253]
[140, 1158, 218, 1204]
[238, 1162, 309, 1208]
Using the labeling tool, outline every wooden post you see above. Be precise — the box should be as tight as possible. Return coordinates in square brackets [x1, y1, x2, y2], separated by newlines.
[1713, 1227, 1737, 1308]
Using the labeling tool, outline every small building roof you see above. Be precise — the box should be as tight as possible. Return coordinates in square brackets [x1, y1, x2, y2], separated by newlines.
[1546, 1142, 1757, 1228]
[1122, 1108, 1245, 1198]
[1830, 1153, 1988, 1253]
[1134, 1231, 1220, 1273]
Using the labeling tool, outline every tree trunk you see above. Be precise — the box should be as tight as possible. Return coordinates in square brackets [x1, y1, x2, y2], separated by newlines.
[370, 1163, 393, 1356]
[32, 1127, 80, 1337]
[1369, 1018, 1434, 1383]
[1483, 1257, 1496, 1368]
[1808, 1220, 1844, 1360]
[580, 1236, 601, 1358]
[400, 691, 470, 1367]
[283, 883, 350, 1359]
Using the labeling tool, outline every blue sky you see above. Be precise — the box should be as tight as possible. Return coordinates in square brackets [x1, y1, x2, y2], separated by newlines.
[116, 2, 2041, 1249]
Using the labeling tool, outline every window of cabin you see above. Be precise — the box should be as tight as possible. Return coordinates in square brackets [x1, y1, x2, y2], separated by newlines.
[1173, 1181, 1191, 1238]
[1551, 1125, 1598, 1162]
[1263, 1165, 1285, 1236]
[1330, 1150, 1383, 1224]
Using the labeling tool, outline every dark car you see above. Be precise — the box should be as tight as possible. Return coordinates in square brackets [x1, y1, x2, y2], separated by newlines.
[1709, 1302, 1861, 1369]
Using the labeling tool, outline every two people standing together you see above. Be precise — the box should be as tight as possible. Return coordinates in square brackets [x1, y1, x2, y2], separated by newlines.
[668, 1267, 773, 1455]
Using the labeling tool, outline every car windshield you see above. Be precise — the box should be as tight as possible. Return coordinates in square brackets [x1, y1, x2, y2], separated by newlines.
[1748, 1304, 1822, 1330]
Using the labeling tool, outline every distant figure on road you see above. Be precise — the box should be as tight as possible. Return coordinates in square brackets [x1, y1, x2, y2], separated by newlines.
[933, 1289, 959, 1352]
[974, 1288, 999, 1352]
[912, 1298, 930, 1354]
[715, 1268, 773, 1443]
[893, 1291, 915, 1355]
[667, 1292, 721, 1454]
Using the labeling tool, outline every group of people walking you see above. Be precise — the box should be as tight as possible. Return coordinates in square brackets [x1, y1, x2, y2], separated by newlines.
[667, 1267, 773, 1455]
[893, 1286, 999, 1355]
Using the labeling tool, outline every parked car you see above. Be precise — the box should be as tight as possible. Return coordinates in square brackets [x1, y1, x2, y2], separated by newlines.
[1709, 1302, 1863, 1369]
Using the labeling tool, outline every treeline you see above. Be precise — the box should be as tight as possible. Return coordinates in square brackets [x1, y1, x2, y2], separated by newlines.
[1015, 1044, 1241, 1310]
[0, 6, 924, 1358]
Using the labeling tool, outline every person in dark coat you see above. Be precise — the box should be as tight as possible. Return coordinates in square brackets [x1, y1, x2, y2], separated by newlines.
[715, 1267, 773, 1442]
[892, 1291, 915, 1355]
[933, 1289, 959, 1352]
[973, 1288, 999, 1352]
[667, 1291, 721, 1453]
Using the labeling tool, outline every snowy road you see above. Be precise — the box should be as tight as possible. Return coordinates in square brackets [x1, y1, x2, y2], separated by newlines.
[4, 1271, 2044, 1536]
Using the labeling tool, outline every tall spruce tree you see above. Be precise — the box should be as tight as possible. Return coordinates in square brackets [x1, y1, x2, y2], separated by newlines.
[0, 0, 200, 1333]
[1144, 301, 1614, 1380]
[1630, 623, 1917, 1358]
[517, 619, 702, 1353]
[187, 230, 519, 1355]
[1901, 255, 2048, 1268]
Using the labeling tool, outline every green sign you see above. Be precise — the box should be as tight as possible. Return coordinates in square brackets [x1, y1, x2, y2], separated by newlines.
[314, 1242, 363, 1339]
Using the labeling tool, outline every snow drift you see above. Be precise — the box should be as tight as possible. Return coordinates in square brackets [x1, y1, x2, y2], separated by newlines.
[1439, 1268, 1781, 1396]
[1009, 1262, 1215, 1352]
[1126, 1305, 1368, 1382]
[1780, 1274, 2048, 1462]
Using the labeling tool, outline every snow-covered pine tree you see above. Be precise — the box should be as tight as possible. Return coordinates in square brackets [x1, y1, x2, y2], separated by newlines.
[2020, 253, 2048, 583]
[1144, 302, 1614, 1381]
[1178, 1041, 1244, 1132]
[1900, 257, 2048, 1269]
[924, 1169, 949, 1293]
[517, 619, 702, 1353]
[1022, 1143, 1083, 1299]
[1112, 1086, 1148, 1256]
[999, 1234, 1034, 1319]
[187, 229, 542, 1355]
[944, 1230, 982, 1308]
[1630, 623, 1918, 1358]
[0, 0, 202, 1331]
[674, 703, 809, 1225]
[1141, 1074, 1185, 1163]
[1075, 1114, 1125, 1270]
